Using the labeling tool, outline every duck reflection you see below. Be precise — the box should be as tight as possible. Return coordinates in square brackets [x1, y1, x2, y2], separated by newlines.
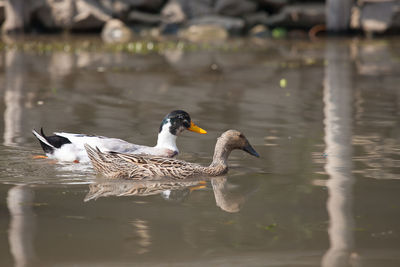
[211, 177, 248, 213]
[84, 179, 206, 201]
[84, 176, 255, 213]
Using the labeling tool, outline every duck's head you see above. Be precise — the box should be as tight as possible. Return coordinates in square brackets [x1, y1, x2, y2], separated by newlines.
[219, 130, 259, 157]
[159, 110, 207, 136]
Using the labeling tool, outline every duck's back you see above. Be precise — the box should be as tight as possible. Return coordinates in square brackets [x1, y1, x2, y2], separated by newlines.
[56, 133, 175, 161]
[85, 145, 205, 180]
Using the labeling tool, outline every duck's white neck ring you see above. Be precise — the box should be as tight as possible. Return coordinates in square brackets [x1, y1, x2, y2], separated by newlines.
[155, 121, 178, 152]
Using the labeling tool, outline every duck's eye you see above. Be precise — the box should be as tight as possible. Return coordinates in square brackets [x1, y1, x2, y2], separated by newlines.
[183, 120, 190, 128]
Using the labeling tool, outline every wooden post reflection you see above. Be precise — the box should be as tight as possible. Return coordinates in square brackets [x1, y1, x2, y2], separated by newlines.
[4, 49, 24, 146]
[321, 41, 356, 267]
[7, 185, 37, 267]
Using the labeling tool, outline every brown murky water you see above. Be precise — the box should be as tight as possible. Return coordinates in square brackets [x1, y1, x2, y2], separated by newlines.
[1, 37, 400, 266]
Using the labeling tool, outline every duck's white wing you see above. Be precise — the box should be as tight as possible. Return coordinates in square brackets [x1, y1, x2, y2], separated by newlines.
[55, 132, 148, 153]
[40, 132, 170, 162]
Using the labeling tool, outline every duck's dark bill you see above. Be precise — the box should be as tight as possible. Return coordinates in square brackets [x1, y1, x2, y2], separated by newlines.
[243, 144, 260, 157]
[188, 122, 207, 134]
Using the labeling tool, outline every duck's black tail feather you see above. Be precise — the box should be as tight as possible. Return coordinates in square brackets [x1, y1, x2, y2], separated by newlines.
[32, 128, 71, 154]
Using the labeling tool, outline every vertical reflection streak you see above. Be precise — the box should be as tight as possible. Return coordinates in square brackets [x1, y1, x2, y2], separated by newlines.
[7, 185, 37, 267]
[4, 50, 24, 146]
[131, 219, 151, 254]
[321, 42, 356, 267]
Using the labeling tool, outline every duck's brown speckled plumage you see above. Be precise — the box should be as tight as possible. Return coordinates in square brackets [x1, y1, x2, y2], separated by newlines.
[85, 130, 259, 180]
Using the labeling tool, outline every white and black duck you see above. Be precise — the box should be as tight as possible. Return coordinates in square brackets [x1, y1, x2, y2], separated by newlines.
[32, 110, 207, 163]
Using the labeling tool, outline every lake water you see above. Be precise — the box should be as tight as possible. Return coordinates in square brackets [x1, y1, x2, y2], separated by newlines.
[1, 36, 400, 266]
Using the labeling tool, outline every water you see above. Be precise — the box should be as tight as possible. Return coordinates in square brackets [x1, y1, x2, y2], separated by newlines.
[1, 37, 400, 266]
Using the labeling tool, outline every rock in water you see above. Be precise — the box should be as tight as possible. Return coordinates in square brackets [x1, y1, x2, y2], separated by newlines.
[361, 1, 396, 33]
[179, 24, 228, 42]
[187, 15, 245, 35]
[101, 19, 133, 43]
[214, 0, 258, 17]
[127, 10, 162, 25]
[73, 0, 112, 30]
[175, 0, 214, 19]
[161, 0, 186, 24]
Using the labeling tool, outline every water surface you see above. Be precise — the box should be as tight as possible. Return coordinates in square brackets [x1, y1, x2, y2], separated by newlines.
[1, 37, 400, 266]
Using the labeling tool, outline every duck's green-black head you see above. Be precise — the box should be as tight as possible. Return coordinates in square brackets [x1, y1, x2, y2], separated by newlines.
[159, 110, 207, 136]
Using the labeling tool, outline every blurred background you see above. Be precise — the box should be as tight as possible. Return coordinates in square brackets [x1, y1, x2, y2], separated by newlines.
[0, 0, 399, 38]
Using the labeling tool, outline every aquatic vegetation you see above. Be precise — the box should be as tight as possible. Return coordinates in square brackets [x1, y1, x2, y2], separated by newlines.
[0, 39, 249, 55]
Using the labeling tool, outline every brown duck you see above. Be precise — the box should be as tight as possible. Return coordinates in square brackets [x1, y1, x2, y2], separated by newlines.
[85, 129, 259, 180]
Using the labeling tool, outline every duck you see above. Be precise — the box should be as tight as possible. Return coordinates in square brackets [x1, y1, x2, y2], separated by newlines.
[32, 110, 207, 163]
[84, 129, 259, 180]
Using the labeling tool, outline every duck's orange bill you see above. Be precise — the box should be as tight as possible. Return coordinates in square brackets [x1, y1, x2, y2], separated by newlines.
[188, 121, 207, 134]
[33, 155, 48, 159]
